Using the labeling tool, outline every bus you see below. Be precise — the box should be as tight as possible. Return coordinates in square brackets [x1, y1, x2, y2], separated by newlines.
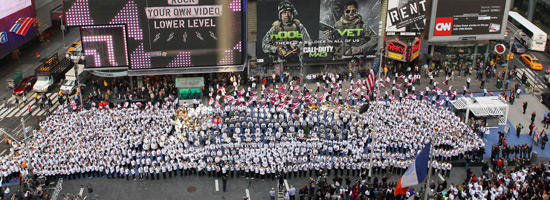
[508, 11, 547, 51]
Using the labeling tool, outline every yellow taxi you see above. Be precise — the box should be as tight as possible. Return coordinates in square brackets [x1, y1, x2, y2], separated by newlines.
[520, 54, 543, 70]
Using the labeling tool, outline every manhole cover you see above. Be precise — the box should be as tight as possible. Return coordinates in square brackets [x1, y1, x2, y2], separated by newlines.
[187, 186, 196, 193]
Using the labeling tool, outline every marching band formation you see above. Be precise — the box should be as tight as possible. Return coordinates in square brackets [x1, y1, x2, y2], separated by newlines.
[0, 72, 485, 183]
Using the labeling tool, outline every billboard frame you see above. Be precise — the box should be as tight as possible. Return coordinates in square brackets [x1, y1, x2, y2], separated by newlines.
[79, 24, 131, 70]
[427, 0, 511, 42]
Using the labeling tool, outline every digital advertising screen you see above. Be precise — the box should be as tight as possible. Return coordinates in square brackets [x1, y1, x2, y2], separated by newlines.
[428, 0, 510, 41]
[63, 0, 245, 70]
[0, 0, 36, 59]
[386, 0, 426, 33]
[256, 0, 380, 64]
[81, 25, 129, 68]
[0, 0, 33, 19]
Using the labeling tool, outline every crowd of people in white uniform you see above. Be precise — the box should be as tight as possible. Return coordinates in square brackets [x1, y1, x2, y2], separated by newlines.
[0, 72, 485, 186]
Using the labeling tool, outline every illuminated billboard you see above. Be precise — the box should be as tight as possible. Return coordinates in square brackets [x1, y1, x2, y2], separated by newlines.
[81, 25, 129, 68]
[256, 0, 381, 64]
[63, 0, 245, 70]
[0, 0, 36, 59]
[428, 0, 510, 41]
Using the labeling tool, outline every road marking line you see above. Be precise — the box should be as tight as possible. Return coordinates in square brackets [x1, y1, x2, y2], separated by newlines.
[0, 105, 19, 118]
[8, 96, 15, 103]
[37, 109, 46, 116]
[245, 189, 250, 200]
[32, 105, 42, 116]
[438, 173, 445, 181]
[215, 179, 219, 192]
[0, 149, 6, 155]
[518, 68, 546, 89]
[284, 179, 289, 191]
[13, 101, 33, 117]
[489, 168, 493, 172]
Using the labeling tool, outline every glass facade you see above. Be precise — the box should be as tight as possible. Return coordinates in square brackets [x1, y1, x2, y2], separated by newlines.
[512, 0, 550, 33]
[178, 88, 201, 100]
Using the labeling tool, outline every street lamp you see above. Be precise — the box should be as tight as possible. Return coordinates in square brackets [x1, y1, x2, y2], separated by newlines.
[59, 15, 66, 47]
[21, 117, 33, 179]
[503, 30, 522, 90]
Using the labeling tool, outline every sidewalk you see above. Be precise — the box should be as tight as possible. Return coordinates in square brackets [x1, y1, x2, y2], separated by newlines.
[0, 27, 81, 102]
[481, 94, 550, 158]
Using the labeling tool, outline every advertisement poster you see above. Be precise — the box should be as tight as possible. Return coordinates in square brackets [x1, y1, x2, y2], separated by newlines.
[256, 0, 380, 64]
[407, 38, 421, 61]
[386, 0, 426, 32]
[0, 1, 36, 59]
[429, 0, 509, 41]
[64, 0, 245, 69]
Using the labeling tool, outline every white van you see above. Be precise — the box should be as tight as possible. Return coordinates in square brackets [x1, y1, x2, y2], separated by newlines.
[60, 64, 90, 94]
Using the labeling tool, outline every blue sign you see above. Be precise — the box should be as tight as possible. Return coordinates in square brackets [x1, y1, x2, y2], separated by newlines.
[0, 32, 7, 44]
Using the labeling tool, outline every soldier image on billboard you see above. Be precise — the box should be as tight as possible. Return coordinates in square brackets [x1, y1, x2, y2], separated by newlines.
[323, 0, 378, 59]
[261, 0, 311, 63]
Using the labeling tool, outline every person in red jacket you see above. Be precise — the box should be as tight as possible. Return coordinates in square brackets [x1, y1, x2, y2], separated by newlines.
[497, 158, 503, 172]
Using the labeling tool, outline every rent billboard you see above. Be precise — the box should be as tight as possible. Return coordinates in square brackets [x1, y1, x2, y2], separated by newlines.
[386, 0, 426, 33]
[256, 0, 380, 64]
[63, 0, 245, 70]
[428, 0, 510, 41]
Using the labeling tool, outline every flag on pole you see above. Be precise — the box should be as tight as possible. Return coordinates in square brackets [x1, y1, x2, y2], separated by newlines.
[10, 17, 35, 36]
[394, 142, 432, 196]
[366, 69, 376, 92]
[436, 99, 445, 105]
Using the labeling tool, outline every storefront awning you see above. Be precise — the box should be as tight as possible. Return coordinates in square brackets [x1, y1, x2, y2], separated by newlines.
[450, 98, 468, 110]
[176, 77, 204, 88]
[470, 107, 504, 117]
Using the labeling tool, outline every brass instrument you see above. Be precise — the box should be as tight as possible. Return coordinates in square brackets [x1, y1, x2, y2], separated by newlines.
[314, 103, 319, 112]
[308, 103, 313, 110]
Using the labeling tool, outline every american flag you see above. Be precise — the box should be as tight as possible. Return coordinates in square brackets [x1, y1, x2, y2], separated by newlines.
[10, 17, 35, 36]
[304, 93, 311, 101]
[365, 69, 376, 92]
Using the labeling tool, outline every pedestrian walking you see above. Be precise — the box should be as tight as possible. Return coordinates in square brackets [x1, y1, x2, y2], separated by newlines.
[523, 102, 528, 114]
[270, 188, 276, 200]
[516, 123, 523, 138]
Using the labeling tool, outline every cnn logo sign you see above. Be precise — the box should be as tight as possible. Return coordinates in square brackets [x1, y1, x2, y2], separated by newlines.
[434, 18, 453, 36]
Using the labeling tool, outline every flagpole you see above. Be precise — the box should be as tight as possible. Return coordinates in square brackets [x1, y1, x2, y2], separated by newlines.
[423, 131, 436, 200]
[368, 47, 384, 181]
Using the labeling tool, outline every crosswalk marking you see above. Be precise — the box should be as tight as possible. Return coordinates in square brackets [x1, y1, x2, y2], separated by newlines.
[1, 106, 18, 118]
[0, 92, 64, 119]
[517, 68, 547, 90]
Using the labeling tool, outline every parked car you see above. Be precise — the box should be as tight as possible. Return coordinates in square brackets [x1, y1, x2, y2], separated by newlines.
[520, 54, 543, 70]
[13, 75, 37, 96]
[512, 42, 526, 54]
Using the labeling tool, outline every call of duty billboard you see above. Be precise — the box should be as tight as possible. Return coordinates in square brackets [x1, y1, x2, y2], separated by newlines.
[256, 0, 381, 64]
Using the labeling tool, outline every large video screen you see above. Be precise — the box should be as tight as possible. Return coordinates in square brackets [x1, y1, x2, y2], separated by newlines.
[0, 0, 36, 59]
[428, 0, 510, 41]
[63, 0, 244, 70]
[0, 0, 32, 19]
[256, 0, 380, 64]
[81, 25, 128, 68]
